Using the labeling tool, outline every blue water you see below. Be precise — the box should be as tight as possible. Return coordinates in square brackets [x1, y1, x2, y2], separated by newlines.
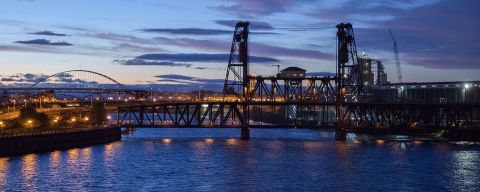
[0, 129, 479, 191]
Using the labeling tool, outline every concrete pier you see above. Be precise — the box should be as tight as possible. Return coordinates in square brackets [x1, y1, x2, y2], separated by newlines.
[335, 127, 347, 141]
[241, 126, 250, 140]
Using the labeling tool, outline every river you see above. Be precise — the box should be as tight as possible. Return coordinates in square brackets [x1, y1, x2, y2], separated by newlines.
[0, 128, 479, 191]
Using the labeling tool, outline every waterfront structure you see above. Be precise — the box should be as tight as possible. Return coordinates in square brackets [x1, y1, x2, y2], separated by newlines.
[278, 67, 306, 78]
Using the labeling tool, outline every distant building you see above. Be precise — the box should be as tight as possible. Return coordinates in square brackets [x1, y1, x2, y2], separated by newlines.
[278, 67, 306, 78]
[358, 53, 388, 87]
[374, 81, 480, 104]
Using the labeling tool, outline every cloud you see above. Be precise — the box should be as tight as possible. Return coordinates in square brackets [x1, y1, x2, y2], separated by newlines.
[14, 39, 73, 46]
[0, 73, 100, 85]
[213, 0, 305, 17]
[139, 28, 232, 35]
[139, 27, 276, 35]
[85, 32, 151, 44]
[214, 20, 274, 29]
[303, 0, 480, 69]
[194, 66, 222, 70]
[155, 74, 196, 81]
[152, 37, 333, 61]
[114, 59, 192, 67]
[305, 72, 337, 76]
[374, 1, 479, 69]
[155, 74, 225, 85]
[28, 31, 68, 36]
[136, 53, 279, 63]
[1, 73, 48, 83]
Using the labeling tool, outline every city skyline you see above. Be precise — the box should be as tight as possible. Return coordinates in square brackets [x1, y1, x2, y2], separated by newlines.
[1, 0, 479, 87]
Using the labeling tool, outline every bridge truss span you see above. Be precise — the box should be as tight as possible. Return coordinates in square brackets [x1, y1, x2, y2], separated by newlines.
[116, 102, 480, 131]
[247, 76, 337, 103]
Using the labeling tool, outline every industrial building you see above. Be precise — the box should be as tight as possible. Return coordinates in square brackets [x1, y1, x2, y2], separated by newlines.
[277, 67, 306, 78]
[358, 53, 388, 87]
[373, 81, 480, 104]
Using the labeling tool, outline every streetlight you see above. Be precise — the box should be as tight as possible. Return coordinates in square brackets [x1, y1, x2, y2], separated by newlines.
[464, 83, 471, 103]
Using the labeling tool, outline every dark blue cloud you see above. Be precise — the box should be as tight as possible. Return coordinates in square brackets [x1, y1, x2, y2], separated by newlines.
[28, 31, 68, 36]
[139, 27, 276, 35]
[14, 39, 73, 46]
[114, 59, 192, 67]
[307, 0, 480, 69]
[214, 20, 274, 29]
[155, 74, 225, 89]
[214, 0, 303, 17]
[139, 28, 231, 35]
[1, 73, 47, 83]
[136, 53, 279, 63]
[155, 74, 196, 81]
[305, 72, 337, 77]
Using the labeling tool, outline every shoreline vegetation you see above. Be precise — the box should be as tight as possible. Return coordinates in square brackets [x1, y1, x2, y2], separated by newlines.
[0, 103, 121, 157]
[0, 102, 109, 137]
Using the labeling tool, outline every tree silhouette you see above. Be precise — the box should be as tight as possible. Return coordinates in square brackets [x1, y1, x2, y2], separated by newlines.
[18, 106, 49, 128]
[89, 102, 107, 125]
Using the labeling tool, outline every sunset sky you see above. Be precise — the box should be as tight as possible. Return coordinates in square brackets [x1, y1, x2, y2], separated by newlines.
[0, 0, 479, 88]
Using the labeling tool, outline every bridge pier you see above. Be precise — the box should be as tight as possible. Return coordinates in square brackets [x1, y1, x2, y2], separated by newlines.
[335, 128, 347, 141]
[241, 126, 250, 140]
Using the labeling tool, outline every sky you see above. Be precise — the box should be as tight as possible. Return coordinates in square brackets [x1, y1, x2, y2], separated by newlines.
[0, 0, 479, 89]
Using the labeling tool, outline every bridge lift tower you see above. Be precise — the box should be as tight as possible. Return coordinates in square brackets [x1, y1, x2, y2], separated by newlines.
[223, 21, 250, 101]
[223, 21, 250, 139]
[336, 23, 361, 140]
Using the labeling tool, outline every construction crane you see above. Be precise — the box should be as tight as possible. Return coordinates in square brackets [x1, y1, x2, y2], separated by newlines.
[388, 28, 402, 83]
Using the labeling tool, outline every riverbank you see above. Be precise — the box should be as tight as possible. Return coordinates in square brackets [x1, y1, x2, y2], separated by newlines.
[0, 126, 121, 157]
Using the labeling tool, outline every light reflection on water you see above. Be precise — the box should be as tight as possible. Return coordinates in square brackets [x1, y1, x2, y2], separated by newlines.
[452, 151, 480, 191]
[0, 128, 478, 191]
[0, 158, 8, 186]
[21, 154, 38, 190]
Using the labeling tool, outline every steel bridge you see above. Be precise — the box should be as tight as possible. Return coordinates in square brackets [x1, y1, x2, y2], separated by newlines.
[117, 102, 479, 129]
[113, 21, 480, 140]
[1, 69, 150, 100]
[2, 22, 477, 140]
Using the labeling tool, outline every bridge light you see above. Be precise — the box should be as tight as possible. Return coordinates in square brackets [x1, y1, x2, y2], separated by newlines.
[464, 83, 470, 89]
[205, 138, 214, 144]
[226, 139, 237, 145]
[162, 138, 172, 144]
[375, 139, 385, 145]
[413, 140, 423, 145]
